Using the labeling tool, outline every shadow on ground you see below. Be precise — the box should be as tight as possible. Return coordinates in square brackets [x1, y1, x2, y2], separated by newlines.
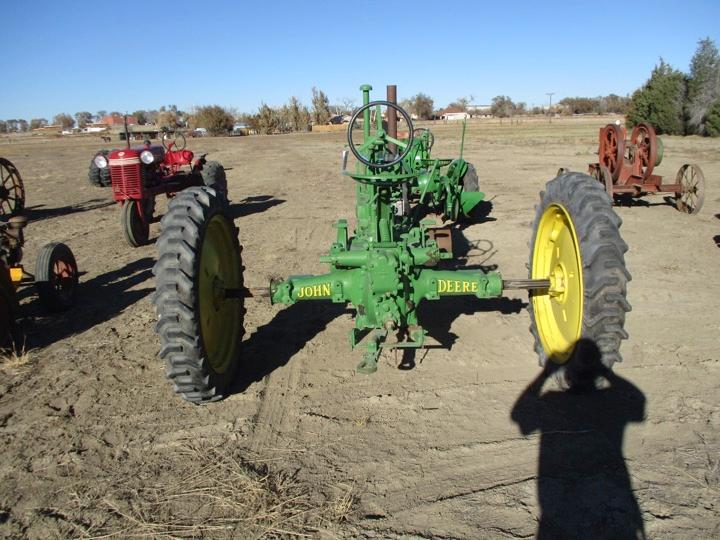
[227, 195, 285, 219]
[18, 257, 154, 349]
[23, 198, 115, 222]
[511, 339, 646, 539]
[229, 302, 349, 395]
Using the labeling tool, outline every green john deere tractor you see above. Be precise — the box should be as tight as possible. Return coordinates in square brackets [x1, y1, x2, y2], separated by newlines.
[153, 84, 631, 404]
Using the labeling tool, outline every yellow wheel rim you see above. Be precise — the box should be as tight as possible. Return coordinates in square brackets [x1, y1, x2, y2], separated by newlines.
[531, 204, 583, 363]
[198, 214, 242, 374]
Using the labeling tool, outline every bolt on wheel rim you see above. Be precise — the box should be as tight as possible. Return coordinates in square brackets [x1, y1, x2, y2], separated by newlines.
[532, 204, 584, 363]
[198, 215, 242, 374]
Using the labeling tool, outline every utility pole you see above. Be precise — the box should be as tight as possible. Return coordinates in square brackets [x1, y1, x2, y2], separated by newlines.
[546, 92, 555, 124]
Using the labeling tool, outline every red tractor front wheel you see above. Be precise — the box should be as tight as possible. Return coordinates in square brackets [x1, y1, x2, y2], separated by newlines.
[121, 200, 150, 247]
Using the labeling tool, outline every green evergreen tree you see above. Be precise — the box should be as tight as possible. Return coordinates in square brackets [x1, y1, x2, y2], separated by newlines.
[626, 59, 686, 135]
[686, 38, 720, 135]
[705, 99, 720, 137]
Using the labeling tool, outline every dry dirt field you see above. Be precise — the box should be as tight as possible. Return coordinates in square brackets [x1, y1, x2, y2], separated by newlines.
[1, 116, 719, 539]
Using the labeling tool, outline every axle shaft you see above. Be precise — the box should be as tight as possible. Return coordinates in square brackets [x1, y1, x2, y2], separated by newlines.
[503, 279, 551, 290]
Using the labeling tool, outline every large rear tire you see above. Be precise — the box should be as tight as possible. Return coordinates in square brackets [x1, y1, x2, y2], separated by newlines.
[0, 264, 17, 349]
[34, 242, 79, 312]
[200, 160, 228, 197]
[121, 200, 150, 247]
[529, 172, 631, 390]
[153, 187, 244, 404]
[88, 150, 111, 187]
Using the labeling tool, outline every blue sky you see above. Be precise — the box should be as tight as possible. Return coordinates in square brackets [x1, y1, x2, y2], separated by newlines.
[0, 0, 718, 120]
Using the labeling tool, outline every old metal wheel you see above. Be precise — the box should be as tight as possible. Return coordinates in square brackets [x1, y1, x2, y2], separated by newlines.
[121, 200, 150, 247]
[35, 242, 79, 312]
[630, 123, 657, 181]
[529, 173, 631, 390]
[0, 158, 25, 216]
[154, 187, 244, 404]
[598, 124, 625, 182]
[413, 127, 435, 151]
[347, 100, 414, 169]
[675, 164, 705, 215]
[599, 165, 614, 198]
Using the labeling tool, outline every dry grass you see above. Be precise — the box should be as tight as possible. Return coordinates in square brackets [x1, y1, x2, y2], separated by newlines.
[46, 441, 355, 539]
[0, 344, 32, 370]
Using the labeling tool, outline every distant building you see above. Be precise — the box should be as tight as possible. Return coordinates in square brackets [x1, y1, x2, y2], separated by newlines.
[101, 115, 138, 126]
[467, 104, 492, 118]
[438, 107, 471, 121]
[32, 125, 62, 134]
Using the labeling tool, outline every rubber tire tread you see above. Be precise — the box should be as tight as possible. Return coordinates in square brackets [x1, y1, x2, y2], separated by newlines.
[121, 200, 149, 247]
[462, 163, 479, 192]
[34, 242, 78, 312]
[200, 161, 228, 197]
[153, 186, 244, 404]
[88, 150, 111, 187]
[528, 172, 631, 390]
[0, 264, 17, 348]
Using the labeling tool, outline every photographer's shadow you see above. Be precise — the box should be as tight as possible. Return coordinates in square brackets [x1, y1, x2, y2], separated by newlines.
[511, 340, 646, 539]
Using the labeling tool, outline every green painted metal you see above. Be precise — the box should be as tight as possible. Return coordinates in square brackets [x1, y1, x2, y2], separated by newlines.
[270, 85, 503, 373]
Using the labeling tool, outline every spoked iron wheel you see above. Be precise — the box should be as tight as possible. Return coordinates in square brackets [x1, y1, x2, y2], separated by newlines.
[529, 173, 631, 390]
[413, 127, 435, 151]
[35, 242, 79, 312]
[0, 158, 25, 216]
[630, 123, 658, 181]
[675, 164, 705, 215]
[598, 124, 625, 183]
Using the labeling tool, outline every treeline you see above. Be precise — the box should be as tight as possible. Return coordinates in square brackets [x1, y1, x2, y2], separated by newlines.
[627, 38, 720, 136]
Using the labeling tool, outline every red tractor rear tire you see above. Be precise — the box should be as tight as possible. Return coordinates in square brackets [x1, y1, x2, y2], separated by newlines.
[200, 161, 228, 198]
[88, 150, 111, 187]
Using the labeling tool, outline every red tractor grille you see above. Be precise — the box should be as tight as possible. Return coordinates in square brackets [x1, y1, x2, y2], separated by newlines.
[110, 159, 143, 200]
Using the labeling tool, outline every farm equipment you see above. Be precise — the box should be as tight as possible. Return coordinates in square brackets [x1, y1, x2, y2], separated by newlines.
[345, 85, 483, 223]
[153, 84, 631, 404]
[1, 214, 78, 348]
[589, 122, 706, 214]
[0, 158, 25, 217]
[89, 121, 227, 247]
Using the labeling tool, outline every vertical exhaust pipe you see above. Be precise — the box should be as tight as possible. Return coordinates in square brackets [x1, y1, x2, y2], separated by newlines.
[387, 84, 397, 155]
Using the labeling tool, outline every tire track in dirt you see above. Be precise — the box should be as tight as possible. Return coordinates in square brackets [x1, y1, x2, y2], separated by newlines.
[249, 355, 305, 453]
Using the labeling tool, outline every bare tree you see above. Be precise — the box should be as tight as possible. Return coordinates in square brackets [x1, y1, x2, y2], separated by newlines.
[75, 111, 93, 128]
[311, 87, 331, 125]
[53, 113, 75, 129]
[30, 118, 48, 130]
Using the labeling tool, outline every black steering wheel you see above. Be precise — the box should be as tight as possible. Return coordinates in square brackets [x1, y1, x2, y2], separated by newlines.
[347, 101, 414, 169]
[162, 131, 187, 151]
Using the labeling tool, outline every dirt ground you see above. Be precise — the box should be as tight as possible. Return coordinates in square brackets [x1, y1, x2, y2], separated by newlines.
[1, 116, 719, 539]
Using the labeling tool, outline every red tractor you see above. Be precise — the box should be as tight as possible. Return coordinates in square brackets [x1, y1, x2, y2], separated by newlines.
[89, 130, 227, 247]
